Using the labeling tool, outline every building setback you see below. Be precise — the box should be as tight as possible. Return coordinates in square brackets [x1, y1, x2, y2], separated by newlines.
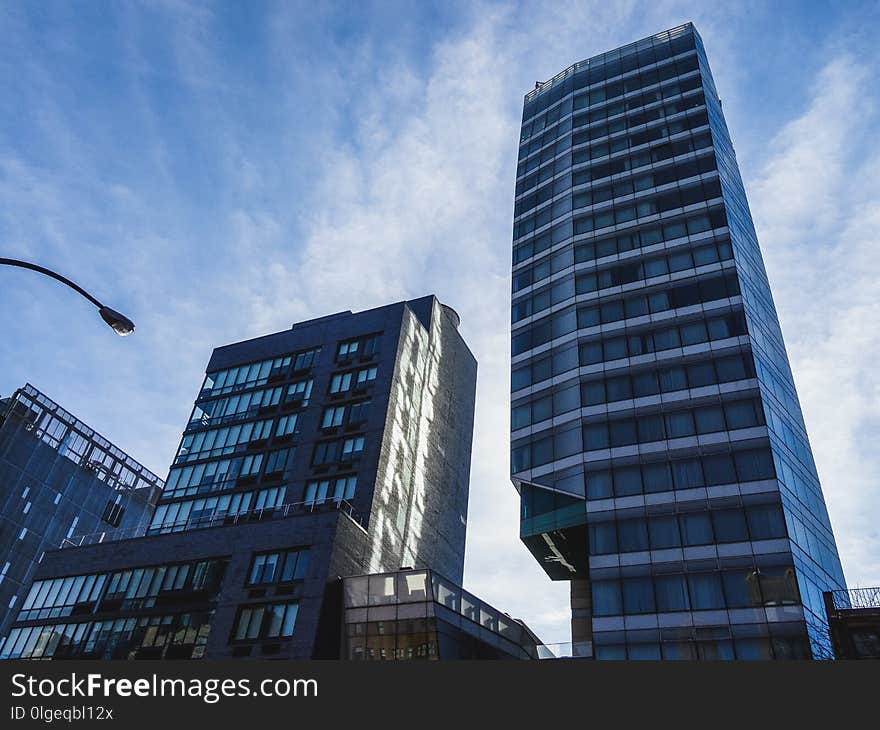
[1, 295, 485, 660]
[0, 385, 161, 644]
[510, 23, 846, 659]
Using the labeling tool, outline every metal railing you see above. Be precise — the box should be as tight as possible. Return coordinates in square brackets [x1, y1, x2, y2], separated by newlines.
[60, 497, 366, 549]
[524, 23, 694, 104]
[7, 384, 164, 497]
[828, 587, 880, 611]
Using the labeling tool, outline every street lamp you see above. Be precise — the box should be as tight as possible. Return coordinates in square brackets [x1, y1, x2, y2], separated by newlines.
[0, 257, 135, 336]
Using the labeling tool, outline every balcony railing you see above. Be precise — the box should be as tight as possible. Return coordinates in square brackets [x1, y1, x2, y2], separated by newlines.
[60, 498, 366, 549]
[827, 587, 880, 611]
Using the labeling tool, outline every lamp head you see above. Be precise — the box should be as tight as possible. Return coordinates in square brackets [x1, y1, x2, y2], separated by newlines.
[99, 306, 135, 336]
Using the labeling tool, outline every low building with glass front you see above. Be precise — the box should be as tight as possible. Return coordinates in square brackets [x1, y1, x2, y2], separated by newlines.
[339, 568, 543, 660]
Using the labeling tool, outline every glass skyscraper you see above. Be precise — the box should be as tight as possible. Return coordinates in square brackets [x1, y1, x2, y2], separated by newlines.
[510, 23, 846, 660]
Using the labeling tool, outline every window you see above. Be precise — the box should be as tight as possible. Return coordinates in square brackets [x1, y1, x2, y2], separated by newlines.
[659, 366, 687, 393]
[240, 453, 263, 476]
[362, 335, 380, 356]
[723, 569, 760, 608]
[264, 448, 292, 475]
[622, 578, 655, 614]
[724, 400, 762, 429]
[305, 476, 357, 506]
[747, 504, 787, 540]
[680, 512, 713, 545]
[688, 573, 725, 610]
[292, 348, 320, 371]
[312, 441, 339, 466]
[695, 406, 725, 434]
[233, 602, 299, 641]
[665, 410, 695, 438]
[734, 449, 775, 481]
[342, 437, 365, 459]
[276, 414, 300, 438]
[610, 420, 638, 447]
[614, 466, 642, 496]
[703, 453, 736, 485]
[248, 549, 310, 585]
[592, 581, 622, 616]
[322, 406, 345, 428]
[672, 459, 703, 489]
[583, 423, 609, 450]
[349, 400, 371, 424]
[285, 379, 313, 406]
[357, 366, 378, 385]
[589, 522, 617, 554]
[648, 515, 680, 548]
[643, 462, 673, 493]
[330, 372, 352, 393]
[618, 519, 649, 551]
[655, 575, 690, 611]
[586, 470, 613, 499]
[716, 355, 750, 382]
[337, 340, 359, 359]
[713, 509, 749, 543]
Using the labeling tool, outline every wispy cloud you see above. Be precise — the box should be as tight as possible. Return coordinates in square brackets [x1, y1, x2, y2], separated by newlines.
[749, 55, 880, 587]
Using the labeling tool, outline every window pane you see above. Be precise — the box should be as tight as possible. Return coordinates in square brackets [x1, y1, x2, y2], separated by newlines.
[655, 575, 690, 611]
[688, 573, 725, 610]
[586, 470, 613, 499]
[649, 515, 680, 548]
[618, 519, 649, 551]
[592, 581, 622, 616]
[747, 504, 787, 540]
[703, 453, 736, 485]
[680, 512, 713, 545]
[643, 462, 673, 493]
[712, 509, 749, 542]
[613, 466, 643, 496]
[589, 522, 617, 554]
[622, 578, 655, 614]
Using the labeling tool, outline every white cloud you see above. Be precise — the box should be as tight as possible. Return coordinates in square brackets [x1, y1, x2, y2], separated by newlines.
[749, 55, 880, 588]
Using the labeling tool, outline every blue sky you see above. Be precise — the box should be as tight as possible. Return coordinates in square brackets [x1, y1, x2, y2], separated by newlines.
[1, 0, 878, 645]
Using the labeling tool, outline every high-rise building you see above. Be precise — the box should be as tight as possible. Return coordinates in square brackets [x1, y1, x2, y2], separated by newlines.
[510, 23, 846, 659]
[0, 385, 162, 644]
[1, 296, 485, 660]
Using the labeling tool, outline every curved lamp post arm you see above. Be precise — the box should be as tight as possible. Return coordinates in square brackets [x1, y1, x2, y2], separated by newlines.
[0, 257, 135, 336]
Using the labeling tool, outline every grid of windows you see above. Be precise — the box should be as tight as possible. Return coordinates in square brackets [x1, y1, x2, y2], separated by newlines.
[16, 559, 226, 622]
[189, 387, 282, 427]
[513, 396, 765, 470]
[591, 564, 800, 617]
[174, 419, 273, 464]
[521, 30, 697, 122]
[200, 347, 321, 397]
[148, 487, 287, 534]
[513, 352, 756, 429]
[0, 612, 214, 660]
[512, 310, 748, 391]
[513, 234, 732, 319]
[513, 270, 740, 356]
[587, 502, 788, 555]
